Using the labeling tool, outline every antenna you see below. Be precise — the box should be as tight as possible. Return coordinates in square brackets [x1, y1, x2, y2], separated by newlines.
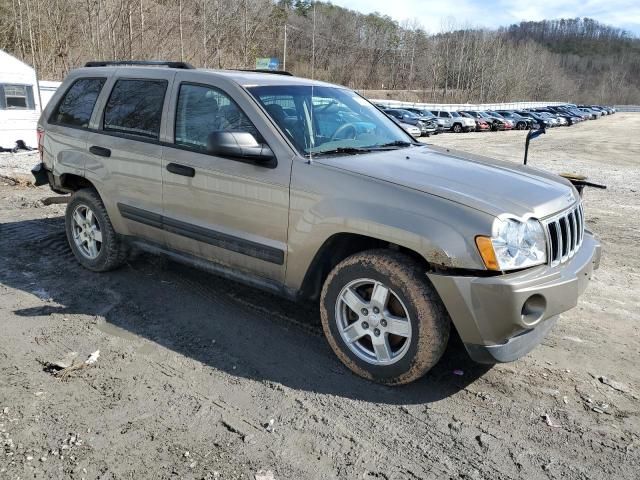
[309, 2, 316, 164]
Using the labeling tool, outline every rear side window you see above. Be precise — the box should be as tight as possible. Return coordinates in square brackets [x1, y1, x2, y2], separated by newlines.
[104, 79, 167, 139]
[51, 78, 105, 127]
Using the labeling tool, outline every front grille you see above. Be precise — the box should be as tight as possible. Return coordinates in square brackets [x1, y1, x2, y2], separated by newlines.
[545, 203, 584, 266]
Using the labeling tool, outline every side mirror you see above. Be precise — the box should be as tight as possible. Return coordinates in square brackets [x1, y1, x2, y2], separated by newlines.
[207, 131, 275, 167]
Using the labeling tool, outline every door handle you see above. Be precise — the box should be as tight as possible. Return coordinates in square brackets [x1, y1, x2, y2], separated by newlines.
[89, 146, 111, 157]
[166, 163, 195, 177]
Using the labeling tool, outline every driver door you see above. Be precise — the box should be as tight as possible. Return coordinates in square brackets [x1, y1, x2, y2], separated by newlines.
[160, 76, 292, 282]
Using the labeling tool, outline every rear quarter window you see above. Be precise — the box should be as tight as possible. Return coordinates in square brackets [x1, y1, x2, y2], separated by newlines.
[50, 78, 106, 127]
[103, 79, 167, 139]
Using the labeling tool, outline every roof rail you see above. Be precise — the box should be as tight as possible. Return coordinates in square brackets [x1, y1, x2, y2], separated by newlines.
[236, 69, 293, 76]
[84, 60, 195, 69]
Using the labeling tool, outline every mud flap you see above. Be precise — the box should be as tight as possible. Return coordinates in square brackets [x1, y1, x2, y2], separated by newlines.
[31, 163, 49, 187]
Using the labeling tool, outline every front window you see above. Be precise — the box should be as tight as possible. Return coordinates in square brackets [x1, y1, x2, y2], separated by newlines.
[175, 83, 260, 151]
[247, 85, 413, 156]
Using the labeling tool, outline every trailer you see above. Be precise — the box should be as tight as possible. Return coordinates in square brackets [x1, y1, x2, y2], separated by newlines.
[0, 49, 41, 149]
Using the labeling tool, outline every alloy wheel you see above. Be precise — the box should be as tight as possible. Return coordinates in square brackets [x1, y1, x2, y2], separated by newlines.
[71, 204, 102, 259]
[335, 278, 412, 365]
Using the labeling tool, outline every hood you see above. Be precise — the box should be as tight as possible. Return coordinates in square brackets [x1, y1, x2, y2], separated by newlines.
[316, 145, 577, 218]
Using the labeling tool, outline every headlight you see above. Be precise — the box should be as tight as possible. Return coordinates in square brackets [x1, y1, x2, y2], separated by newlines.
[476, 217, 547, 271]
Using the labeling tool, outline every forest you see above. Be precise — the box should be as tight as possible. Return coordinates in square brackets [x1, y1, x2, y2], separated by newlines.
[1, 0, 639, 104]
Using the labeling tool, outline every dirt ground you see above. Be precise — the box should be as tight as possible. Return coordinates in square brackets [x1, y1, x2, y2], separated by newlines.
[1, 114, 639, 480]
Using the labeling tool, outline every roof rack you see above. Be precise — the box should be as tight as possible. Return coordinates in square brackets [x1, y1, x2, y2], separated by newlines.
[84, 60, 195, 69]
[237, 69, 293, 76]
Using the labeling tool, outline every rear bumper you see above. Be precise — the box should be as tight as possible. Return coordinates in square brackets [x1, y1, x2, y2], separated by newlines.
[428, 232, 601, 363]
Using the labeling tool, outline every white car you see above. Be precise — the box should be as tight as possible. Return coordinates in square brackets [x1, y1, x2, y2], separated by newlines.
[400, 122, 421, 137]
[430, 110, 475, 133]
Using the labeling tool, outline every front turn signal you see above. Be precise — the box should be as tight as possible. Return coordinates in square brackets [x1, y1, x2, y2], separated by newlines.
[475, 236, 500, 271]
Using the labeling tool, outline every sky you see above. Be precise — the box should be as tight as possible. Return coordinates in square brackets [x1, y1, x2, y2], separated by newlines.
[329, 0, 640, 36]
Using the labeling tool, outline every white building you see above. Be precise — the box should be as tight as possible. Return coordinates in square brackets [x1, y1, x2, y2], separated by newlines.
[0, 50, 51, 149]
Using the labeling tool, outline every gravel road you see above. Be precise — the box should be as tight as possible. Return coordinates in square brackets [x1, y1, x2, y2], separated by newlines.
[0, 114, 638, 479]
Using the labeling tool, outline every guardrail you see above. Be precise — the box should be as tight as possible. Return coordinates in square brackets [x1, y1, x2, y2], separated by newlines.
[613, 105, 640, 112]
[368, 99, 569, 111]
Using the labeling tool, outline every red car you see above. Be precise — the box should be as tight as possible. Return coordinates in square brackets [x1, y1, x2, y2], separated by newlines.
[476, 119, 491, 131]
[501, 119, 514, 130]
[461, 112, 490, 131]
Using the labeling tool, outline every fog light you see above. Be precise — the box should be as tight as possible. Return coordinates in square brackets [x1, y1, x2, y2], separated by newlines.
[521, 294, 546, 326]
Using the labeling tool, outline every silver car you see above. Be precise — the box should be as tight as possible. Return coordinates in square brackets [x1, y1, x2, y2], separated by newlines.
[33, 61, 601, 385]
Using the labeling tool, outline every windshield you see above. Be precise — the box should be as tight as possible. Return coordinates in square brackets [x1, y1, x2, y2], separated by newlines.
[412, 109, 435, 119]
[246, 85, 413, 156]
[398, 110, 419, 119]
[450, 111, 461, 117]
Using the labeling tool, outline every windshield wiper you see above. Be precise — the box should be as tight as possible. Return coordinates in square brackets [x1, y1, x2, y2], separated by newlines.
[311, 147, 373, 156]
[372, 140, 416, 149]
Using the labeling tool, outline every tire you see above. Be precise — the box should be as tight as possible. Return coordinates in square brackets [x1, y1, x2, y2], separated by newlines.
[517, 122, 525, 130]
[65, 188, 128, 272]
[320, 249, 450, 385]
[452, 123, 462, 133]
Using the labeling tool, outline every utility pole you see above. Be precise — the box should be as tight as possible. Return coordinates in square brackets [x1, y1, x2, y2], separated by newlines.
[203, 0, 208, 67]
[283, 24, 287, 71]
[179, 0, 184, 62]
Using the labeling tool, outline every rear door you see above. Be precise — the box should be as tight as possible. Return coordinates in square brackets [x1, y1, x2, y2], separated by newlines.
[85, 69, 175, 242]
[160, 74, 292, 282]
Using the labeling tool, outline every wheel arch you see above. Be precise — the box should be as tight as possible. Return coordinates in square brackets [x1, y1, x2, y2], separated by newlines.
[298, 232, 431, 301]
[57, 173, 96, 193]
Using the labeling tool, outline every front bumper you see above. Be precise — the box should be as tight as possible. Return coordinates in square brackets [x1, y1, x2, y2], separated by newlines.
[428, 232, 601, 363]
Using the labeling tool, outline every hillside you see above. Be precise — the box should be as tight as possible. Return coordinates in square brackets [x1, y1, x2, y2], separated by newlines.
[0, 0, 637, 104]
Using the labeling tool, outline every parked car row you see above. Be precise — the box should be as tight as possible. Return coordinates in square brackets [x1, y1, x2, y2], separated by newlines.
[375, 103, 616, 136]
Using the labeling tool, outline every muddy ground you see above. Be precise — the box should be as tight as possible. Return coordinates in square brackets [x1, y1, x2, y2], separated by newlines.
[1, 114, 639, 480]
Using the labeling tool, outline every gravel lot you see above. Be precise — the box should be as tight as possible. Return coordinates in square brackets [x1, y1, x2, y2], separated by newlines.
[0, 114, 639, 480]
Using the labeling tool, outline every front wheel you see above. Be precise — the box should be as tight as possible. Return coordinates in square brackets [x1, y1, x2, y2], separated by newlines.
[320, 250, 450, 385]
[452, 123, 462, 133]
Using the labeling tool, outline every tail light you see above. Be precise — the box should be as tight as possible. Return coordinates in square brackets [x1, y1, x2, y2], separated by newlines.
[37, 127, 44, 162]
